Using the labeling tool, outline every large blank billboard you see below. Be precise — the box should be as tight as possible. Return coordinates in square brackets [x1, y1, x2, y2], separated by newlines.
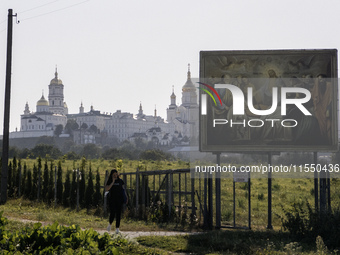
[199, 49, 338, 152]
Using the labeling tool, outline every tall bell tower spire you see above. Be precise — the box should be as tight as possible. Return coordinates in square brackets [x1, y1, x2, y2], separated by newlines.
[48, 67, 65, 115]
[187, 63, 191, 79]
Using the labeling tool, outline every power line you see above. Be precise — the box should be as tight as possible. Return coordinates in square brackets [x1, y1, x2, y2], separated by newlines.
[19, 0, 61, 14]
[20, 0, 91, 22]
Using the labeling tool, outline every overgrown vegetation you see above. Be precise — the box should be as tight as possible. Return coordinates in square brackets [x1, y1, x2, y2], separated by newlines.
[137, 229, 338, 254]
[280, 201, 340, 249]
[0, 211, 166, 254]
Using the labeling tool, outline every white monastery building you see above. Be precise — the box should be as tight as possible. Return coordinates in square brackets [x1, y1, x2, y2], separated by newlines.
[10, 66, 199, 146]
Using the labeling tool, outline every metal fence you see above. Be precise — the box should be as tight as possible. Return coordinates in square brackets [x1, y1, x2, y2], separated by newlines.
[103, 168, 207, 225]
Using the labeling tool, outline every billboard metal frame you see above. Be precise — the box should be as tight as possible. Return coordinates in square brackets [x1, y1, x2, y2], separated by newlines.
[199, 49, 338, 152]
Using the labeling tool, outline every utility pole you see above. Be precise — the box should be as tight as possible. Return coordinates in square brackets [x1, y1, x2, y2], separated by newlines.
[1, 9, 16, 204]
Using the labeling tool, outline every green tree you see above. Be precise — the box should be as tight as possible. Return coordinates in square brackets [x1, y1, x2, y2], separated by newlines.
[19, 148, 30, 159]
[140, 149, 173, 161]
[93, 169, 102, 207]
[7, 161, 13, 197]
[57, 161, 63, 204]
[62, 139, 75, 154]
[64, 151, 80, 160]
[25, 169, 32, 199]
[15, 160, 21, 197]
[37, 158, 42, 201]
[89, 124, 98, 133]
[80, 123, 88, 130]
[32, 164, 38, 200]
[37, 136, 55, 145]
[79, 168, 86, 207]
[134, 137, 147, 150]
[42, 159, 49, 201]
[82, 144, 101, 159]
[63, 170, 71, 207]
[12, 157, 18, 197]
[85, 164, 94, 208]
[31, 144, 62, 159]
[9, 146, 20, 158]
[47, 161, 54, 203]
[70, 170, 77, 208]
[21, 162, 27, 197]
[102, 148, 121, 160]
[64, 119, 79, 135]
[54, 124, 63, 137]
[77, 157, 87, 207]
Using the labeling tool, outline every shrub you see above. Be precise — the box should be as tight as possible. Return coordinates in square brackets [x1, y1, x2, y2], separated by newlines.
[0, 215, 119, 254]
[280, 201, 340, 249]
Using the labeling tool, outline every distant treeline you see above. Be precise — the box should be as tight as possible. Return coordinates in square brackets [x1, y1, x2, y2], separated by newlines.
[0, 140, 175, 161]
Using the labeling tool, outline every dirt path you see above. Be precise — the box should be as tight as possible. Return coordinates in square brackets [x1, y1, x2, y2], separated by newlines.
[96, 229, 200, 239]
[8, 216, 201, 240]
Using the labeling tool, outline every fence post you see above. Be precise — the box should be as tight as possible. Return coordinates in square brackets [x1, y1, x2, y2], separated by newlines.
[123, 174, 127, 204]
[168, 172, 173, 217]
[76, 169, 80, 211]
[203, 172, 208, 229]
[146, 175, 150, 208]
[191, 172, 196, 217]
[178, 173, 181, 220]
[141, 174, 145, 218]
[136, 167, 139, 216]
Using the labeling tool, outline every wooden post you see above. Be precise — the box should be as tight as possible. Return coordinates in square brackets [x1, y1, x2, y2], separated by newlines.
[1, 9, 15, 204]
[267, 152, 273, 229]
[215, 152, 221, 229]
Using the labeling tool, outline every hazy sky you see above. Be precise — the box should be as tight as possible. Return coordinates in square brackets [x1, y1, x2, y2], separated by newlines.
[1, 0, 340, 133]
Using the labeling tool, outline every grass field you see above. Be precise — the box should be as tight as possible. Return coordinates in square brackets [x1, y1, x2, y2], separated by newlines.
[1, 198, 337, 254]
[3, 158, 340, 253]
[7, 157, 340, 230]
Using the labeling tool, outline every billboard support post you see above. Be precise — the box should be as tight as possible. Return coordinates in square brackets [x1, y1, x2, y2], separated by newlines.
[215, 152, 221, 229]
[267, 152, 273, 230]
[314, 152, 319, 211]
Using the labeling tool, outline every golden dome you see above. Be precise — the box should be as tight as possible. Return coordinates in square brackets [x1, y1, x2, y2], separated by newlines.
[37, 95, 49, 106]
[182, 64, 196, 92]
[50, 68, 63, 85]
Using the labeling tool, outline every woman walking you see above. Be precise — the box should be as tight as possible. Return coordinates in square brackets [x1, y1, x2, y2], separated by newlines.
[105, 169, 128, 234]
